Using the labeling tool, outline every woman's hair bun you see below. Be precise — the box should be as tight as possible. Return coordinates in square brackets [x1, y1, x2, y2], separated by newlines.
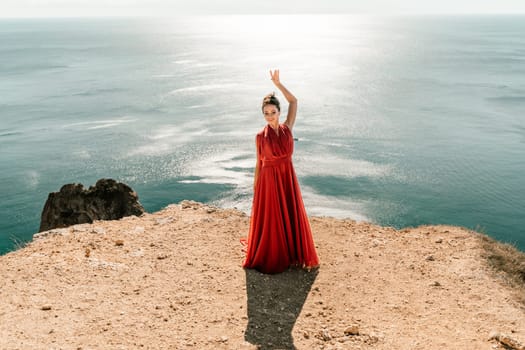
[262, 92, 281, 111]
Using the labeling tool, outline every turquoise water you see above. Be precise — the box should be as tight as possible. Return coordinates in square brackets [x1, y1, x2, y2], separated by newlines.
[1, 15, 524, 254]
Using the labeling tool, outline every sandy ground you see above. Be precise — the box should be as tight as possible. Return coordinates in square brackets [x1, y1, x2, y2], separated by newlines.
[0, 200, 524, 350]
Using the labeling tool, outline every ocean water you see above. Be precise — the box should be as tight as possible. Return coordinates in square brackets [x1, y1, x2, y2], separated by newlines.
[1, 15, 524, 255]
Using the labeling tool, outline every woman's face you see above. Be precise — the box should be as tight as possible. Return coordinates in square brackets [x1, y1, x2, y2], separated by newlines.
[263, 104, 280, 124]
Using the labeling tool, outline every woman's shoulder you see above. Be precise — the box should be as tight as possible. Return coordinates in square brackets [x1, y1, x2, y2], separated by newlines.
[280, 123, 292, 135]
[257, 126, 267, 137]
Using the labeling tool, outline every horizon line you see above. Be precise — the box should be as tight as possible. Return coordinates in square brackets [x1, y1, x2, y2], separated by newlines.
[2, 11, 525, 19]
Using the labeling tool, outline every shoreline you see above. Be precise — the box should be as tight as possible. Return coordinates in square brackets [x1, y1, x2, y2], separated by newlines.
[2, 201, 525, 257]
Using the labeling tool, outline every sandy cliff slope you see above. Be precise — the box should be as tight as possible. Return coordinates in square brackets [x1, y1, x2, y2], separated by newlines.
[0, 200, 524, 349]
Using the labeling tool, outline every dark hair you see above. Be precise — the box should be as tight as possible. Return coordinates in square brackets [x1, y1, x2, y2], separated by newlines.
[261, 92, 280, 112]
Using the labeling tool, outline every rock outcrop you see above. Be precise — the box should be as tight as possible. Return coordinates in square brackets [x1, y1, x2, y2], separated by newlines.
[39, 178, 144, 232]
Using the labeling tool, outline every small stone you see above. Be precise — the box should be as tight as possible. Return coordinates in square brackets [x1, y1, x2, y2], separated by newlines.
[425, 255, 435, 261]
[344, 325, 359, 336]
[366, 334, 380, 345]
[41, 304, 52, 311]
[219, 336, 228, 343]
[489, 331, 525, 350]
[371, 239, 381, 247]
[435, 238, 443, 243]
[154, 217, 175, 225]
[92, 227, 106, 235]
[488, 331, 500, 341]
[431, 281, 441, 287]
[85, 248, 91, 258]
[115, 240, 124, 246]
[157, 254, 168, 260]
[319, 330, 332, 341]
[181, 200, 201, 209]
[303, 331, 310, 339]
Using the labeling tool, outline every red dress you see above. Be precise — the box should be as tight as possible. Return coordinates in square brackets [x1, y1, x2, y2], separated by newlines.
[243, 123, 319, 274]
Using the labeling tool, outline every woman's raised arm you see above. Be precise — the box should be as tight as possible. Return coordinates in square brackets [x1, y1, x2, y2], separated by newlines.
[270, 69, 297, 130]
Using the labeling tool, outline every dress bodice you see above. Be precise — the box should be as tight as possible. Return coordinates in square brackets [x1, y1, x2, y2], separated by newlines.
[256, 124, 294, 163]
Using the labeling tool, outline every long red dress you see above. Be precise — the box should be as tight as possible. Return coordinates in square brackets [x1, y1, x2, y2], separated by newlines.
[243, 123, 319, 274]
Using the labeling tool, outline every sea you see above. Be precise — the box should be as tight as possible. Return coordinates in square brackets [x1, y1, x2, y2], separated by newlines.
[1, 14, 524, 255]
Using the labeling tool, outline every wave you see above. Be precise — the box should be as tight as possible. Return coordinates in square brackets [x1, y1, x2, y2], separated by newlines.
[213, 182, 370, 222]
[173, 59, 194, 64]
[0, 131, 22, 138]
[487, 95, 525, 104]
[72, 150, 91, 159]
[70, 87, 126, 97]
[183, 149, 254, 186]
[126, 124, 210, 157]
[62, 116, 136, 130]
[2, 63, 70, 75]
[181, 148, 373, 222]
[295, 153, 391, 179]
[168, 83, 238, 95]
[25, 170, 40, 189]
[172, 58, 221, 69]
[301, 189, 370, 221]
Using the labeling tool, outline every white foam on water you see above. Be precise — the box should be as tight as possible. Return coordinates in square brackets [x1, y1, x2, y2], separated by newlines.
[151, 74, 177, 78]
[62, 116, 136, 130]
[295, 153, 390, 179]
[184, 149, 254, 186]
[72, 150, 91, 159]
[299, 138, 354, 149]
[211, 182, 370, 223]
[127, 125, 209, 157]
[173, 59, 194, 64]
[193, 62, 222, 68]
[87, 122, 126, 130]
[25, 170, 40, 189]
[214, 196, 253, 215]
[177, 179, 201, 184]
[168, 83, 238, 95]
[300, 187, 370, 221]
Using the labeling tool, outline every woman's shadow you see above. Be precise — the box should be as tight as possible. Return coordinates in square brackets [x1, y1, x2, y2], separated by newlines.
[244, 267, 318, 350]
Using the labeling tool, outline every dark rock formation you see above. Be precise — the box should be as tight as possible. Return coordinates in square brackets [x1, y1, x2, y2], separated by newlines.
[39, 179, 145, 232]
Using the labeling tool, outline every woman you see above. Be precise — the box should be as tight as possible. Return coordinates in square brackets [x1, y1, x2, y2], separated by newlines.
[242, 69, 319, 274]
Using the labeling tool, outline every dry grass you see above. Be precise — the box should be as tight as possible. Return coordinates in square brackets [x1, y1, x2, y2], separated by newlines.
[9, 234, 29, 251]
[478, 233, 525, 304]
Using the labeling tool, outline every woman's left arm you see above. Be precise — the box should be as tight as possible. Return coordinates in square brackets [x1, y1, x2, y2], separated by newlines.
[270, 69, 297, 130]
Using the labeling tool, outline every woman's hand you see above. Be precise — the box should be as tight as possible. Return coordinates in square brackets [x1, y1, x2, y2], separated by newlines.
[270, 69, 281, 86]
